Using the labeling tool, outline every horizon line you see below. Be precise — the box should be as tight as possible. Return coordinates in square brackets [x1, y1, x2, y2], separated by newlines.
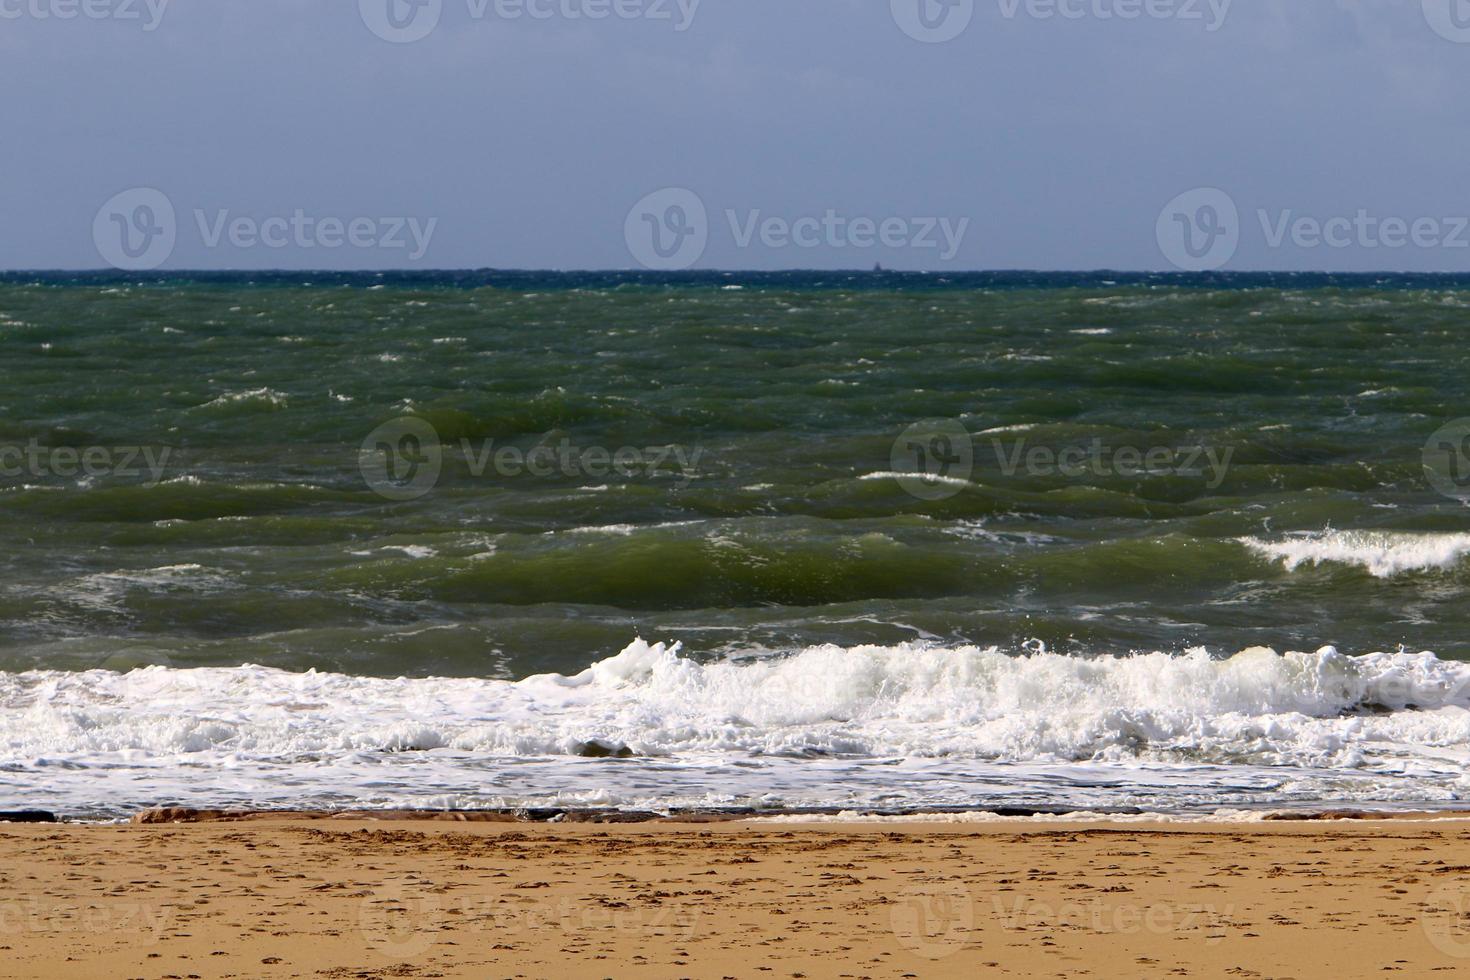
[3, 268, 1470, 277]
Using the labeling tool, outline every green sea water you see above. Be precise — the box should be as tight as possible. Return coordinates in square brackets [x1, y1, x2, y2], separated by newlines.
[3, 271, 1469, 678]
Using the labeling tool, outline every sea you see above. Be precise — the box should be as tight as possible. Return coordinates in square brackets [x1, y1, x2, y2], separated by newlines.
[4, 270, 1470, 819]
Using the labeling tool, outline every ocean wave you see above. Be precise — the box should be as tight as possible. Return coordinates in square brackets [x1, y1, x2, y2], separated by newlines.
[4, 641, 1468, 770]
[1241, 530, 1470, 577]
[56, 565, 235, 614]
[192, 388, 289, 413]
[857, 471, 971, 488]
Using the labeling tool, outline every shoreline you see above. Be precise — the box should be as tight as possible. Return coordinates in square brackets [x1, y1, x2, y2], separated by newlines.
[8, 803, 1470, 826]
[3, 814, 1470, 978]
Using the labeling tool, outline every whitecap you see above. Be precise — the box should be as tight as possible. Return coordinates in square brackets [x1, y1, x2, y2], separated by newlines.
[1242, 530, 1470, 577]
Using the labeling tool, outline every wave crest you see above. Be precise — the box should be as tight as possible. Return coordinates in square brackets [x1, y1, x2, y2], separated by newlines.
[1242, 530, 1470, 578]
[5, 641, 1470, 769]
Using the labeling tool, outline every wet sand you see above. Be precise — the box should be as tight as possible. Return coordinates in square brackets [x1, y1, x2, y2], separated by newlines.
[3, 816, 1470, 978]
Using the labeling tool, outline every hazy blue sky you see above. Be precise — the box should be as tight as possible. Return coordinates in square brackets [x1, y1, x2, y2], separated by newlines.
[4, 0, 1469, 271]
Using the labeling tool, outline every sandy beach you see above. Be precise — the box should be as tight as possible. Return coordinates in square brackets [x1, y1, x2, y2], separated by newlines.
[2, 815, 1469, 979]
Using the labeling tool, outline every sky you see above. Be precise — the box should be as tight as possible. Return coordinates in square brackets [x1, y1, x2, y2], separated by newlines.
[3, 0, 1470, 272]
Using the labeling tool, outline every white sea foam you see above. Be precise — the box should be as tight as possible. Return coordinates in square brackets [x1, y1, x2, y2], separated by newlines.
[858, 471, 971, 488]
[194, 387, 289, 412]
[55, 565, 234, 614]
[562, 521, 702, 537]
[3, 641, 1470, 816]
[1242, 530, 1470, 577]
[941, 520, 1058, 546]
[374, 545, 438, 559]
[7, 640, 1470, 761]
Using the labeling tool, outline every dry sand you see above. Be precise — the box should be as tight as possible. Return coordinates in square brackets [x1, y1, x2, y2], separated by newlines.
[2, 815, 1470, 978]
